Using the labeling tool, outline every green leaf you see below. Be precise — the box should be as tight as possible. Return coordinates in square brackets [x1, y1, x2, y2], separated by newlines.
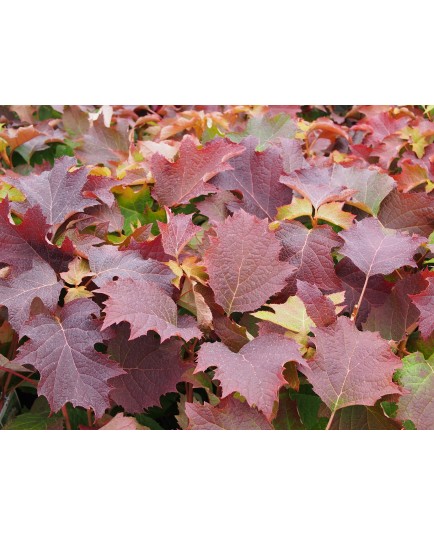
[228, 113, 296, 151]
[114, 185, 166, 235]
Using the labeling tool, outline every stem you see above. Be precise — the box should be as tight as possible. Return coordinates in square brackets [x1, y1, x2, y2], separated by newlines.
[186, 382, 193, 403]
[325, 410, 336, 430]
[0, 366, 39, 386]
[62, 405, 72, 430]
[87, 408, 93, 427]
[351, 272, 370, 322]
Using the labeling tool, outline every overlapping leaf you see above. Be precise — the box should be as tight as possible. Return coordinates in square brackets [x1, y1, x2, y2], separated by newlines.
[15, 299, 124, 418]
[204, 210, 295, 314]
[195, 334, 306, 420]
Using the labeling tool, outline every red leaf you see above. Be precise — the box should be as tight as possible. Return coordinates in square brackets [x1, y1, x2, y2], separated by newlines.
[280, 166, 356, 210]
[108, 324, 187, 413]
[378, 189, 434, 237]
[157, 211, 199, 259]
[185, 397, 272, 430]
[277, 221, 343, 291]
[204, 210, 295, 314]
[14, 156, 98, 225]
[410, 274, 434, 339]
[15, 299, 124, 418]
[0, 260, 63, 331]
[300, 317, 401, 411]
[210, 136, 292, 220]
[151, 135, 244, 206]
[339, 217, 424, 276]
[0, 201, 73, 274]
[296, 280, 337, 327]
[97, 279, 201, 342]
[88, 244, 173, 292]
[195, 334, 305, 420]
[364, 273, 428, 341]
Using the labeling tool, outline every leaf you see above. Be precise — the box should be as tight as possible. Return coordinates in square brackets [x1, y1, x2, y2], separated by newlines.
[378, 189, 434, 237]
[316, 202, 356, 229]
[196, 191, 241, 224]
[0, 201, 73, 274]
[210, 136, 292, 220]
[296, 280, 338, 327]
[151, 135, 244, 206]
[76, 116, 129, 167]
[98, 413, 146, 430]
[279, 138, 309, 173]
[276, 197, 313, 221]
[212, 314, 250, 352]
[4, 397, 64, 430]
[195, 334, 306, 420]
[339, 217, 425, 277]
[97, 278, 201, 342]
[410, 274, 434, 339]
[276, 221, 343, 291]
[272, 389, 304, 430]
[364, 273, 428, 341]
[15, 299, 124, 418]
[395, 352, 434, 430]
[228, 113, 296, 151]
[60, 257, 93, 286]
[114, 185, 165, 235]
[330, 165, 396, 215]
[300, 317, 401, 412]
[107, 324, 187, 413]
[177, 279, 213, 329]
[330, 403, 401, 430]
[280, 166, 356, 210]
[394, 159, 432, 193]
[252, 296, 314, 343]
[185, 397, 272, 430]
[15, 156, 98, 225]
[204, 210, 295, 314]
[335, 257, 393, 325]
[157, 211, 199, 260]
[0, 260, 62, 331]
[88, 244, 173, 291]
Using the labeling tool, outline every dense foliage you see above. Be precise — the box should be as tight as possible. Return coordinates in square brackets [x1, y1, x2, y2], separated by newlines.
[0, 104, 433, 430]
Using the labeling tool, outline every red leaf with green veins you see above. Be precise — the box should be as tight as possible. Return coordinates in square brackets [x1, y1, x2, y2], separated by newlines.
[204, 210, 295, 314]
[395, 352, 434, 430]
[300, 317, 401, 412]
[410, 275, 434, 339]
[339, 217, 424, 276]
[108, 324, 187, 413]
[88, 244, 173, 291]
[14, 156, 98, 225]
[157, 211, 199, 259]
[0, 260, 62, 331]
[185, 397, 272, 430]
[0, 201, 73, 274]
[151, 135, 244, 206]
[210, 136, 292, 220]
[15, 299, 124, 418]
[276, 221, 343, 292]
[195, 334, 306, 420]
[97, 279, 201, 342]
